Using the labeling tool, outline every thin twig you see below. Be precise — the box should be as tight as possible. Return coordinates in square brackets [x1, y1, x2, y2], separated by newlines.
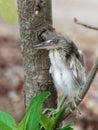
[74, 17, 98, 31]
[57, 57, 98, 123]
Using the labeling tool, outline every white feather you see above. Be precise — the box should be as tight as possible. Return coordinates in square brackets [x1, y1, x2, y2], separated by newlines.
[49, 50, 80, 96]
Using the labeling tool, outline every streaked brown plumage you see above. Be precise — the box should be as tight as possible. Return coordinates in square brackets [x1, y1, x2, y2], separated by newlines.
[33, 34, 86, 96]
[33, 33, 86, 113]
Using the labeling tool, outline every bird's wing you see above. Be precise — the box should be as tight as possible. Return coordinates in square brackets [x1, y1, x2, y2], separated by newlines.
[70, 55, 86, 87]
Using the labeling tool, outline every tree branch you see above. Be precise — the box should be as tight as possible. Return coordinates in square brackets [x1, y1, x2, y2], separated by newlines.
[74, 17, 98, 31]
[58, 57, 98, 123]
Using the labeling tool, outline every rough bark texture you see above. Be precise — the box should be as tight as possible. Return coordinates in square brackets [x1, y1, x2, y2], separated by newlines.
[17, 0, 57, 108]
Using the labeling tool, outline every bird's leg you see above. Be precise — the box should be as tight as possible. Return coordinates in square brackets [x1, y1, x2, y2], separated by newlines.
[44, 94, 67, 117]
[65, 94, 81, 114]
[42, 94, 67, 117]
[72, 95, 81, 114]
[43, 94, 81, 117]
[57, 94, 67, 111]
[42, 108, 54, 115]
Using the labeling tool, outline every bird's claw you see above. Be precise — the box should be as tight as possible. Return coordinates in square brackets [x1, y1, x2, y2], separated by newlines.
[73, 96, 81, 115]
[43, 108, 60, 118]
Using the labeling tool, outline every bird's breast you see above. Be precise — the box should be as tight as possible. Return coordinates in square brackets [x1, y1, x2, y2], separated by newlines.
[49, 50, 65, 69]
[49, 50, 78, 95]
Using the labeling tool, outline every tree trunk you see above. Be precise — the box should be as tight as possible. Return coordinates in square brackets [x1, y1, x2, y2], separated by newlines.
[17, 0, 57, 109]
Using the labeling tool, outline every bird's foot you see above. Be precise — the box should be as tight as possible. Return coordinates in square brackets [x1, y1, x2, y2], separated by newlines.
[48, 108, 60, 117]
[73, 96, 81, 115]
[43, 95, 67, 118]
[43, 108, 59, 118]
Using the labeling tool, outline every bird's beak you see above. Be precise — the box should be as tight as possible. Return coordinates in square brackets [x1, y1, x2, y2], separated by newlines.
[32, 40, 55, 50]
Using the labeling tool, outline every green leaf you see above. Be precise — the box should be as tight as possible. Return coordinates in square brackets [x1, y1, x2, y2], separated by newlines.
[40, 106, 66, 130]
[40, 114, 54, 130]
[0, 111, 16, 130]
[50, 106, 66, 127]
[26, 92, 50, 130]
[0, 121, 12, 130]
[0, 0, 18, 24]
[17, 117, 27, 130]
[17, 92, 50, 130]
[60, 121, 74, 130]
[60, 127, 73, 130]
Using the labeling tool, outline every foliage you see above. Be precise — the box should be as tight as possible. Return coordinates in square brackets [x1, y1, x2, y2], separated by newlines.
[0, 92, 74, 130]
[0, 111, 16, 130]
[60, 122, 74, 130]
[0, 0, 18, 24]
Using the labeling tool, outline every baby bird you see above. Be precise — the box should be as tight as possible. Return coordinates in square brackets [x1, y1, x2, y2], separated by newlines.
[33, 34, 86, 112]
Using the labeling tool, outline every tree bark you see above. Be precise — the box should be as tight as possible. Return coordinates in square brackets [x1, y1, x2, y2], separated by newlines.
[17, 0, 57, 109]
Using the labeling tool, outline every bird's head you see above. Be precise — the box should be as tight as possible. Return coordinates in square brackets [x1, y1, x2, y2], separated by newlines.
[32, 36, 66, 50]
